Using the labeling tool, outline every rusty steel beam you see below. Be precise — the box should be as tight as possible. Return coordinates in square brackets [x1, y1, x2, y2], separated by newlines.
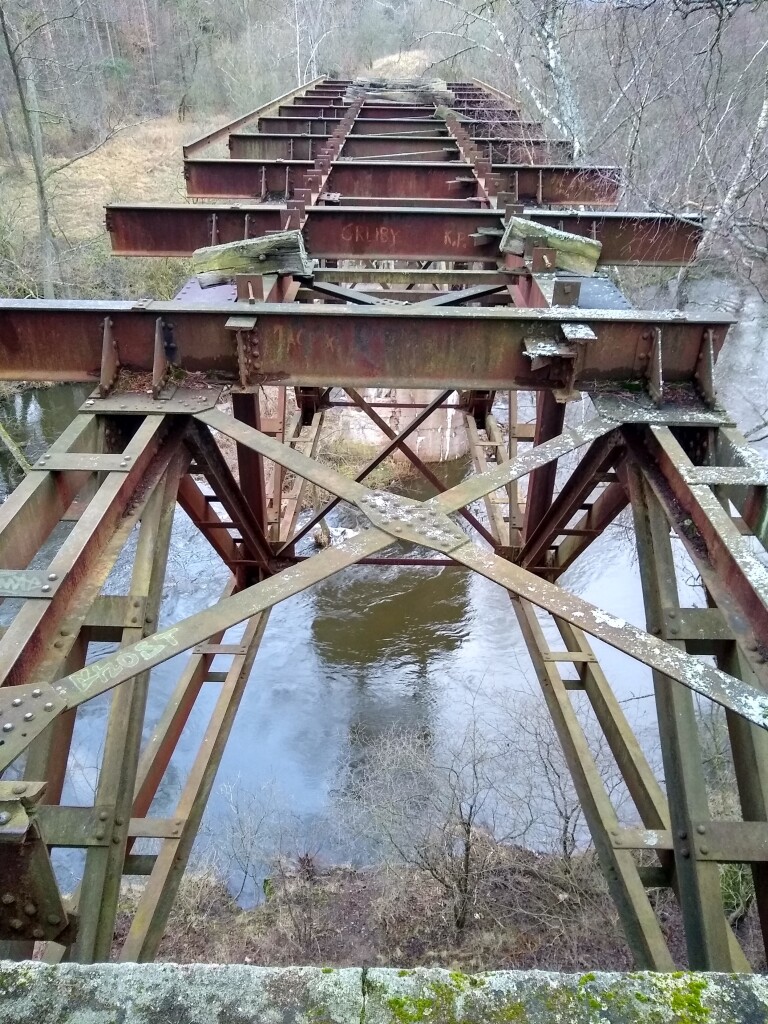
[228, 134, 330, 160]
[107, 204, 701, 264]
[257, 116, 345, 134]
[0, 299, 733, 389]
[277, 104, 343, 118]
[338, 135, 459, 160]
[293, 94, 345, 105]
[183, 158, 622, 205]
[495, 165, 621, 205]
[349, 118, 448, 135]
[328, 162, 622, 204]
[519, 434, 620, 568]
[182, 76, 326, 156]
[105, 204, 285, 256]
[184, 158, 480, 200]
[357, 104, 436, 117]
[184, 158, 312, 198]
[523, 392, 566, 543]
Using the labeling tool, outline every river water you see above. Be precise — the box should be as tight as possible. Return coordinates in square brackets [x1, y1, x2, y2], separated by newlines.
[1, 278, 766, 897]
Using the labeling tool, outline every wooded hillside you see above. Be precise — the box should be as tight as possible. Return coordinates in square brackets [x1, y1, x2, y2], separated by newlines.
[0, 0, 765, 298]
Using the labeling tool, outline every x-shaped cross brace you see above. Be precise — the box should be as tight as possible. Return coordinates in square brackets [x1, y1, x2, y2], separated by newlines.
[2, 408, 767, 771]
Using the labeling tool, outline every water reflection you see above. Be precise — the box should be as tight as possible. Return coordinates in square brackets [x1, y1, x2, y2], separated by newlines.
[0, 385, 91, 496]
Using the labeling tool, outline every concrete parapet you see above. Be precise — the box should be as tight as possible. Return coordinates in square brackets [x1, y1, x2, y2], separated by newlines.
[0, 963, 767, 1023]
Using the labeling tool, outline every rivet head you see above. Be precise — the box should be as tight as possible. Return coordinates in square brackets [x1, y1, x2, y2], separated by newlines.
[696, 824, 706, 835]
[678, 831, 687, 841]
[94, 828, 105, 840]
[12, 783, 26, 795]
[99, 811, 109, 822]
[700, 846, 709, 855]
[53, 640, 63, 649]
[9, 918, 22, 931]
[23, 902, 36, 916]
[41, 584, 50, 593]
[23, 712, 33, 722]
[47, 573, 57, 582]
[32, 927, 45, 940]
[44, 703, 54, 712]
[31, 689, 42, 698]
[681, 847, 690, 858]
[0, 813, 10, 825]
[11, 698, 21, 708]
[1, 893, 14, 905]
[2, 723, 13, 733]
[47, 914, 60, 926]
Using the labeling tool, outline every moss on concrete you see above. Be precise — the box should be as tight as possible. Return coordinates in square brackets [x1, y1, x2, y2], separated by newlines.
[0, 963, 765, 1023]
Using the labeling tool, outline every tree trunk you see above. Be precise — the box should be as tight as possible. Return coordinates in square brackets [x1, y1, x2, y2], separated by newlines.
[0, 93, 22, 174]
[0, 7, 60, 298]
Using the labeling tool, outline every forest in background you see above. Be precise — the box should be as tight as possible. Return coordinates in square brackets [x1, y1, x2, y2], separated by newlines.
[0, 0, 765, 298]
[0, 0, 767, 972]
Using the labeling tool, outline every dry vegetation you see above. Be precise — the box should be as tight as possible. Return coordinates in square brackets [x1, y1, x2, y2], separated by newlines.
[114, 855, 766, 972]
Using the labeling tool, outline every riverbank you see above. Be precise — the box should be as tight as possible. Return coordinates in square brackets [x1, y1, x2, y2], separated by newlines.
[114, 856, 765, 972]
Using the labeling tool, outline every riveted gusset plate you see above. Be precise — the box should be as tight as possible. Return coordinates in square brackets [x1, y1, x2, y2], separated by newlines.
[357, 490, 470, 553]
[0, 826, 70, 941]
[82, 386, 223, 415]
[0, 685, 68, 766]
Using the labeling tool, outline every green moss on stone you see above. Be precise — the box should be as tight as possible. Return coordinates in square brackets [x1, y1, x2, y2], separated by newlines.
[0, 964, 37, 995]
[668, 978, 710, 1024]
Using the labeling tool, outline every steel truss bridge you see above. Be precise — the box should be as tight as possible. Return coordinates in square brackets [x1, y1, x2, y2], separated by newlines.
[0, 75, 766, 972]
